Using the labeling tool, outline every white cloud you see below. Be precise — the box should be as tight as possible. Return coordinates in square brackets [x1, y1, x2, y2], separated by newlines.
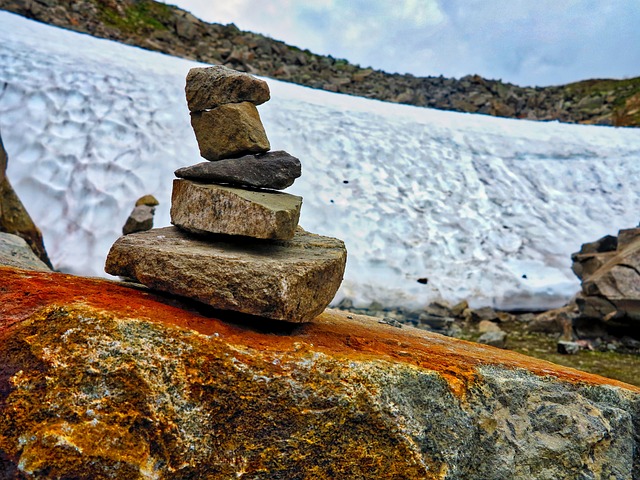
[163, 0, 640, 86]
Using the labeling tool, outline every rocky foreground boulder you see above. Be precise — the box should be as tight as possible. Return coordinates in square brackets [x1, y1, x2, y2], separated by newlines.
[1, 266, 639, 479]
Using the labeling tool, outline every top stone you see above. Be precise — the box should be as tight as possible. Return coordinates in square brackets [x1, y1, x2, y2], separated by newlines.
[186, 66, 270, 112]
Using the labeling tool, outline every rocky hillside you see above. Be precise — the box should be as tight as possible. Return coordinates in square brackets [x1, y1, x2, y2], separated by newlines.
[2, 0, 640, 128]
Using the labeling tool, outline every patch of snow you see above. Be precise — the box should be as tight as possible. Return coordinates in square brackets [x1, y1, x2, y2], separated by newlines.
[1, 12, 639, 310]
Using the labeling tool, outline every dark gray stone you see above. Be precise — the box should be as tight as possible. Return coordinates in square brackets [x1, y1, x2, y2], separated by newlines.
[175, 151, 301, 190]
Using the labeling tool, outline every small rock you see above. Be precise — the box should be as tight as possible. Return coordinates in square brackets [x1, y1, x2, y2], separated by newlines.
[190, 102, 270, 161]
[477, 331, 507, 348]
[423, 302, 453, 318]
[477, 320, 502, 334]
[557, 341, 581, 355]
[135, 194, 159, 207]
[472, 306, 499, 322]
[451, 300, 469, 317]
[175, 151, 301, 190]
[335, 297, 354, 309]
[527, 304, 577, 335]
[105, 226, 347, 323]
[379, 317, 403, 328]
[123, 204, 156, 235]
[185, 65, 270, 111]
[0, 232, 51, 271]
[170, 180, 302, 240]
[419, 313, 455, 330]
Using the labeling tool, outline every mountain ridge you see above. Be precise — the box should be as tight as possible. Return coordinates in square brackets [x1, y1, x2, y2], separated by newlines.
[2, 0, 639, 127]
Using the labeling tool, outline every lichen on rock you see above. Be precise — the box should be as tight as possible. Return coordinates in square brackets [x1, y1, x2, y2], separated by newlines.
[1, 267, 639, 478]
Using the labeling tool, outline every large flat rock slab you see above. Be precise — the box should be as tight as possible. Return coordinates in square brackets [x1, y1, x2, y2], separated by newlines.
[1, 266, 639, 479]
[190, 102, 270, 161]
[175, 150, 302, 190]
[170, 179, 302, 240]
[185, 65, 270, 112]
[104, 226, 346, 322]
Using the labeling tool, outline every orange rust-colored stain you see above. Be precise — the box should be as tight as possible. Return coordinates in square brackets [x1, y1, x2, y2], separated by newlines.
[1, 266, 638, 396]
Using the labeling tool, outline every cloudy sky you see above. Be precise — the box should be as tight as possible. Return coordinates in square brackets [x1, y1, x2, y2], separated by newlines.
[164, 0, 640, 87]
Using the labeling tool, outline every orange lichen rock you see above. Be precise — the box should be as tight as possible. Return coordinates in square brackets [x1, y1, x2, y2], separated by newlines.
[0, 266, 639, 479]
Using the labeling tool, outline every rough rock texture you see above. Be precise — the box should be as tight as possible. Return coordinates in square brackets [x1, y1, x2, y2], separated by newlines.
[0, 232, 50, 271]
[170, 180, 302, 240]
[2, 0, 638, 127]
[0, 131, 52, 268]
[175, 151, 301, 190]
[190, 103, 270, 161]
[1, 266, 639, 479]
[185, 65, 270, 111]
[122, 205, 156, 235]
[574, 228, 640, 329]
[105, 226, 345, 322]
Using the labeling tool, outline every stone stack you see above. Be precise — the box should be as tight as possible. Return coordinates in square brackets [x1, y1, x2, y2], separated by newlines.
[106, 66, 346, 323]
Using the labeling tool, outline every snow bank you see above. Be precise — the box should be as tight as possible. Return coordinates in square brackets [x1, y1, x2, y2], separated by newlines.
[1, 12, 639, 310]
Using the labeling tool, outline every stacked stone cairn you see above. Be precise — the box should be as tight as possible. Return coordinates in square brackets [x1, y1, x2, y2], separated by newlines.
[106, 66, 347, 323]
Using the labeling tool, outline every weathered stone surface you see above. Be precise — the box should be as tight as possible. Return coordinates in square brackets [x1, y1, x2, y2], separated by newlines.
[175, 150, 301, 190]
[170, 180, 302, 240]
[105, 226, 345, 322]
[190, 102, 270, 161]
[122, 205, 156, 235]
[576, 229, 640, 329]
[0, 232, 50, 271]
[1, 266, 639, 479]
[0, 131, 52, 269]
[185, 65, 270, 111]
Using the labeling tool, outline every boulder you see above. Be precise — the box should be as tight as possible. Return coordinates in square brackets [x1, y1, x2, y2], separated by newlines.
[190, 102, 270, 161]
[175, 150, 302, 190]
[577, 229, 640, 328]
[0, 232, 50, 271]
[170, 180, 302, 240]
[0, 131, 52, 269]
[185, 65, 270, 112]
[105, 226, 346, 322]
[1, 266, 639, 479]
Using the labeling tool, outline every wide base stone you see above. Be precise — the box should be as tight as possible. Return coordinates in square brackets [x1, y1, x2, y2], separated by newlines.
[170, 179, 302, 240]
[104, 226, 346, 322]
[190, 102, 270, 161]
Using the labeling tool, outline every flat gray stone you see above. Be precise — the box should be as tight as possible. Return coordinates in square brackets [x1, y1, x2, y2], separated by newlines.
[170, 179, 301, 240]
[175, 151, 302, 190]
[104, 226, 347, 322]
[186, 65, 270, 112]
[191, 102, 270, 161]
[0, 232, 51, 271]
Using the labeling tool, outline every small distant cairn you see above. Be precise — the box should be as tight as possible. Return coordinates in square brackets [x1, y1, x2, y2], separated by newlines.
[122, 194, 159, 235]
[106, 66, 347, 322]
